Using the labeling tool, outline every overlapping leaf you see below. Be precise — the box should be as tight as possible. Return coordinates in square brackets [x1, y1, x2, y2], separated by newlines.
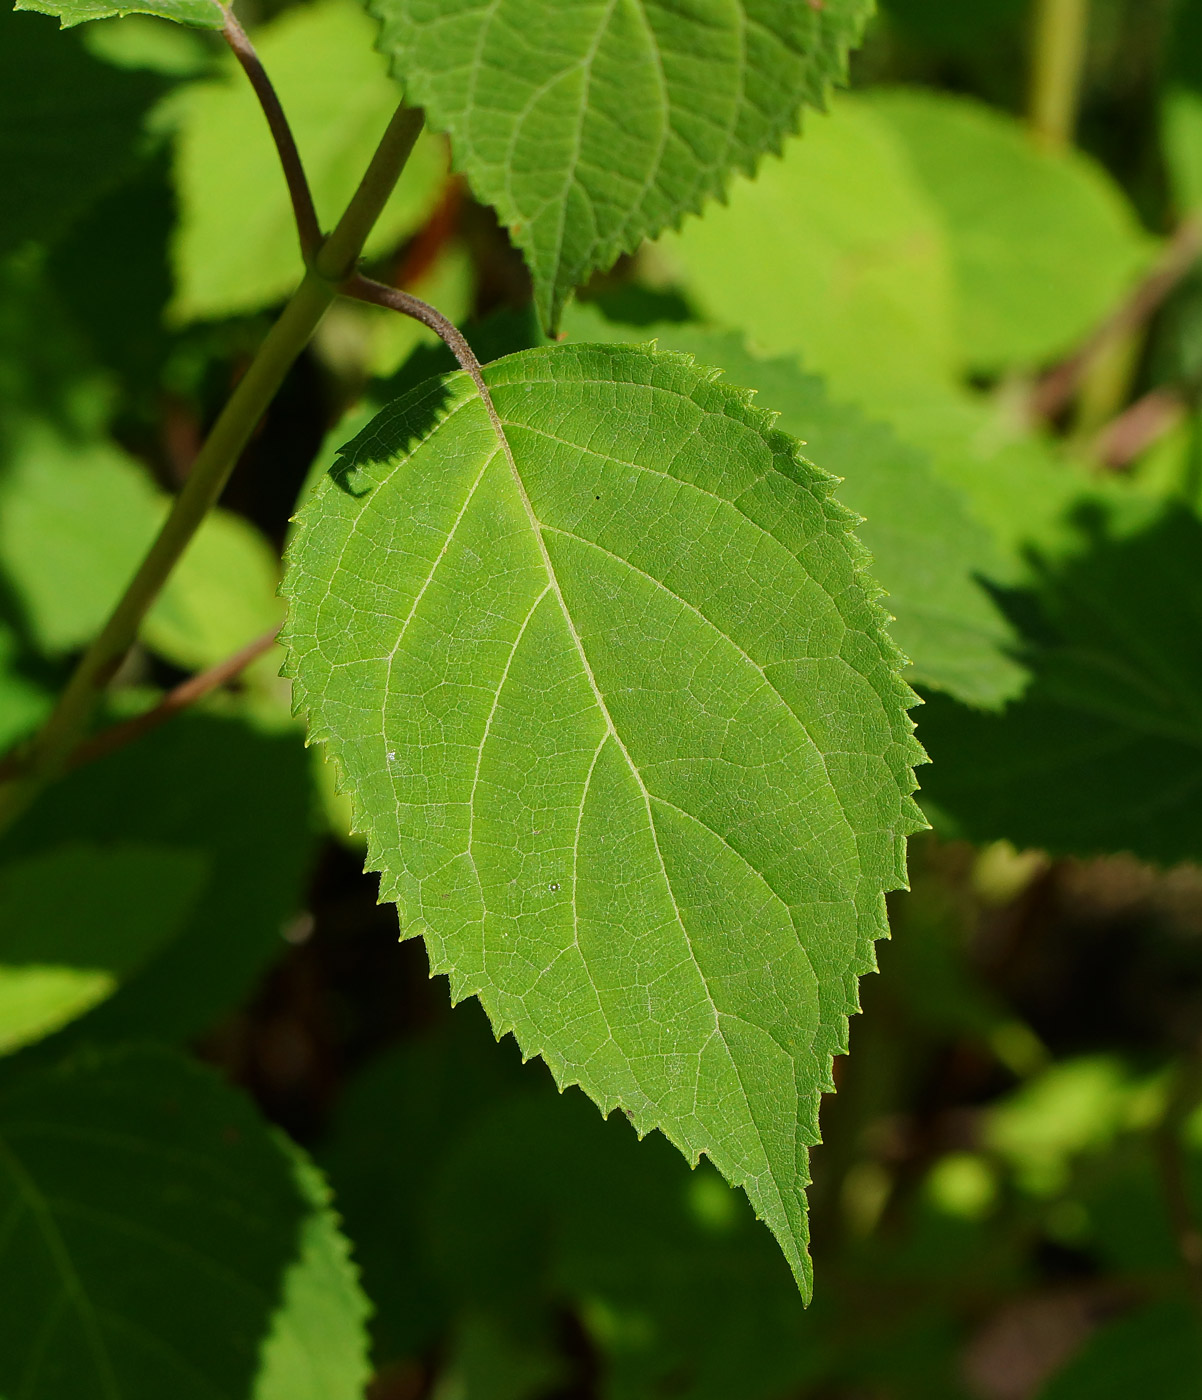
[15, 0, 222, 28]
[0, 1046, 370, 1399]
[284, 342, 924, 1290]
[370, 0, 874, 329]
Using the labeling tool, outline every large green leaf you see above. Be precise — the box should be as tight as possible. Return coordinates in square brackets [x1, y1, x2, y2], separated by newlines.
[284, 342, 924, 1290]
[562, 309, 1025, 708]
[918, 503, 1202, 865]
[0, 6, 167, 255]
[169, 0, 446, 321]
[369, 0, 874, 330]
[0, 1046, 370, 1399]
[1, 711, 316, 1046]
[1038, 1300, 1202, 1400]
[866, 89, 1152, 371]
[0, 843, 206, 1053]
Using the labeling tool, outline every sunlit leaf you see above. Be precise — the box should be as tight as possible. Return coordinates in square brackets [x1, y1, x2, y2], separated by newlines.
[370, 0, 874, 329]
[284, 342, 924, 1291]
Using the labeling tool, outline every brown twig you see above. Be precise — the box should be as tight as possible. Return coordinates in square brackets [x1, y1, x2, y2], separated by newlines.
[1091, 385, 1188, 471]
[1032, 215, 1202, 423]
[340, 273, 505, 437]
[220, 5, 321, 261]
[0, 627, 281, 784]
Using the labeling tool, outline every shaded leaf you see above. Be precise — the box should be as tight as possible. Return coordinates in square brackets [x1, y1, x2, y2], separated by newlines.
[1038, 1300, 1202, 1400]
[284, 342, 924, 1290]
[370, 0, 874, 329]
[1, 711, 316, 1046]
[918, 503, 1202, 865]
[0, 1045, 370, 1399]
[0, 843, 207, 1054]
[0, 6, 168, 254]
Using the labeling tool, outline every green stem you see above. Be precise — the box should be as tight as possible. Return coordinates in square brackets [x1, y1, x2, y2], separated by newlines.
[1028, 0, 1090, 150]
[0, 104, 425, 836]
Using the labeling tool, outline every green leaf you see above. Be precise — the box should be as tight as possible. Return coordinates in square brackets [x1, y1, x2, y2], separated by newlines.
[15, 0, 222, 29]
[369, 0, 874, 330]
[562, 308, 1025, 708]
[0, 419, 282, 668]
[0, 6, 167, 255]
[0, 1045, 370, 1399]
[169, 0, 446, 321]
[657, 93, 957, 405]
[917, 502, 1202, 865]
[865, 89, 1152, 371]
[1, 711, 316, 1045]
[284, 341, 924, 1291]
[0, 843, 207, 1053]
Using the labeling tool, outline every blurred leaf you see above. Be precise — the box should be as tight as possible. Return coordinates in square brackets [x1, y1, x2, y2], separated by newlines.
[658, 94, 957, 405]
[169, 0, 446, 321]
[0, 711, 316, 1046]
[0, 420, 282, 668]
[1163, 87, 1202, 216]
[918, 503, 1202, 865]
[0, 623, 51, 754]
[1038, 1299, 1202, 1400]
[370, 0, 874, 330]
[0, 843, 206, 1053]
[285, 342, 925, 1294]
[986, 1056, 1155, 1196]
[0, 1045, 370, 1399]
[563, 307, 1026, 708]
[16, 0, 222, 27]
[325, 1006, 829, 1400]
[0, 6, 167, 255]
[866, 88, 1152, 371]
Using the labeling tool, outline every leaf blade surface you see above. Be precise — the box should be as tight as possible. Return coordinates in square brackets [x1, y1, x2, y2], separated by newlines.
[369, 0, 873, 328]
[284, 342, 924, 1289]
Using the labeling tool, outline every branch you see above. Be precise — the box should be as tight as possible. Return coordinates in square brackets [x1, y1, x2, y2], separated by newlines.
[1091, 385, 1187, 471]
[75, 626, 281, 769]
[341, 273, 509, 443]
[220, 5, 320, 261]
[1028, 0, 1090, 151]
[1032, 216, 1202, 423]
[0, 627, 281, 783]
[0, 105, 425, 836]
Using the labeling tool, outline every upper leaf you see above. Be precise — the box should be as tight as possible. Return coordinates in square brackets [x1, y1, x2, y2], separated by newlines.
[15, 0, 223, 29]
[0, 1046, 370, 1399]
[368, 0, 874, 330]
[283, 342, 924, 1291]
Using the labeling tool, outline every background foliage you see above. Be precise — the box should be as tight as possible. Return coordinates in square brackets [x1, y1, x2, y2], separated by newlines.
[6, 0, 1202, 1396]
